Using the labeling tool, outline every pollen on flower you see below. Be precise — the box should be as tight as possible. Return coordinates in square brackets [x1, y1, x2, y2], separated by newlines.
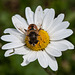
[25, 30, 50, 51]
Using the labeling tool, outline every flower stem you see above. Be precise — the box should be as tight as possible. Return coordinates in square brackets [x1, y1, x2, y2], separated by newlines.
[43, 68, 56, 75]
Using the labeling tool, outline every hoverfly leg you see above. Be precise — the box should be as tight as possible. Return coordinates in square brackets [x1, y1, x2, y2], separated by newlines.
[10, 48, 15, 54]
[24, 29, 27, 32]
[38, 28, 42, 31]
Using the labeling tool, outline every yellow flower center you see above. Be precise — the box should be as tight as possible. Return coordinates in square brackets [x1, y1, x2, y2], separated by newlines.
[25, 30, 50, 51]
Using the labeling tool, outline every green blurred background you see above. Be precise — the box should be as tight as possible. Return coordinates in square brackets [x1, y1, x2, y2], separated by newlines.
[0, 0, 75, 75]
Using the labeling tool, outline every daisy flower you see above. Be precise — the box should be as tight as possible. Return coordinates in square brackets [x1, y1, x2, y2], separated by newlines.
[1, 6, 74, 71]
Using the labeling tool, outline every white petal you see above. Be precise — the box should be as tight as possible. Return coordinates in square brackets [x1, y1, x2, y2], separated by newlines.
[46, 45, 62, 57]
[21, 53, 31, 66]
[50, 29, 73, 40]
[37, 51, 48, 68]
[4, 47, 29, 57]
[2, 42, 24, 50]
[4, 49, 15, 57]
[1, 35, 21, 42]
[21, 51, 37, 66]
[46, 54, 58, 71]
[50, 41, 68, 51]
[54, 14, 64, 24]
[27, 51, 37, 62]
[15, 46, 30, 55]
[48, 14, 64, 33]
[62, 40, 74, 49]
[4, 28, 21, 35]
[4, 28, 25, 42]
[50, 40, 74, 51]
[25, 7, 34, 24]
[34, 6, 43, 29]
[12, 14, 28, 34]
[49, 21, 70, 34]
[43, 8, 49, 17]
[42, 8, 55, 31]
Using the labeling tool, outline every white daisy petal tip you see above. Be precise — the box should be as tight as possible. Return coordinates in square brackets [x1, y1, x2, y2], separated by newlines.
[25, 7, 31, 13]
[50, 61, 58, 71]
[25, 7, 30, 10]
[69, 43, 74, 49]
[49, 8, 55, 16]
[1, 35, 10, 42]
[57, 13, 65, 21]
[65, 40, 74, 49]
[66, 21, 70, 25]
[68, 29, 73, 36]
[12, 14, 20, 22]
[63, 21, 70, 28]
[4, 50, 15, 57]
[35, 6, 43, 13]
[37, 5, 42, 9]
[44, 8, 55, 13]
[2, 45, 6, 50]
[3, 28, 9, 33]
[3, 28, 13, 34]
[50, 64, 58, 71]
[12, 14, 18, 17]
[21, 62, 29, 66]
[12, 14, 23, 19]
[52, 65, 58, 71]
[21, 55, 30, 66]
[50, 8, 55, 12]
[4, 52, 8, 57]
[21, 62, 25, 66]
[1, 36, 4, 41]
[21, 60, 29, 66]
[71, 44, 74, 49]
[59, 13, 65, 17]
